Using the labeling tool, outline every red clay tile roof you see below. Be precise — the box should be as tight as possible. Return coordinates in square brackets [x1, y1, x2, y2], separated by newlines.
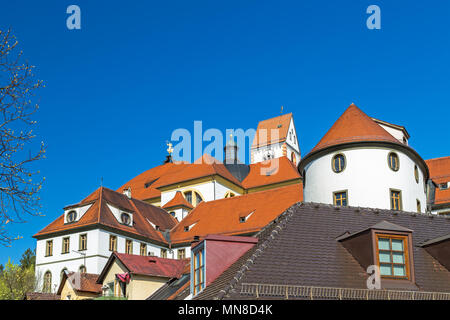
[310, 104, 401, 153]
[153, 154, 242, 189]
[114, 253, 188, 278]
[162, 191, 194, 209]
[252, 113, 292, 148]
[426, 156, 450, 205]
[58, 272, 102, 295]
[117, 162, 189, 201]
[33, 187, 177, 243]
[242, 156, 300, 189]
[169, 184, 302, 244]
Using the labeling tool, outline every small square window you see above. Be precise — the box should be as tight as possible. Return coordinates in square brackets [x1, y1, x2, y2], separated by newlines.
[333, 191, 348, 206]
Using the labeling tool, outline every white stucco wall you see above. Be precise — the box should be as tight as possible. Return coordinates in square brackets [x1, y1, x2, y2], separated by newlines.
[303, 146, 427, 212]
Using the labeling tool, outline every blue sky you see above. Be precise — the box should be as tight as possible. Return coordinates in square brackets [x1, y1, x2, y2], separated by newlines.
[0, 0, 449, 264]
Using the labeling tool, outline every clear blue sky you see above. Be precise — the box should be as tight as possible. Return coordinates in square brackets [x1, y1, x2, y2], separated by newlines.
[0, 0, 449, 264]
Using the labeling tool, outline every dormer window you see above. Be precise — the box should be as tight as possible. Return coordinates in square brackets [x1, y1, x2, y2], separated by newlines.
[338, 220, 415, 290]
[66, 210, 77, 223]
[440, 183, 448, 190]
[121, 212, 131, 225]
[376, 234, 410, 279]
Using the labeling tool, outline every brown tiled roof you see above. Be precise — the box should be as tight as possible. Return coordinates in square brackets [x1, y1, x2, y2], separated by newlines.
[33, 187, 177, 244]
[242, 156, 300, 189]
[162, 191, 194, 210]
[169, 184, 302, 244]
[252, 113, 292, 148]
[58, 272, 102, 295]
[426, 156, 450, 205]
[25, 292, 61, 300]
[310, 104, 401, 154]
[97, 253, 189, 283]
[195, 202, 450, 300]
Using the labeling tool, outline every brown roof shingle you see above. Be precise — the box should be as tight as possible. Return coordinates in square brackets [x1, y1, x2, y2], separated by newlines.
[195, 202, 450, 300]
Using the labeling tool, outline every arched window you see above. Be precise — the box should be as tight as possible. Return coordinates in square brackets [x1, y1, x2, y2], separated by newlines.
[332, 154, 346, 173]
[388, 152, 399, 171]
[224, 191, 235, 198]
[291, 152, 296, 164]
[79, 265, 86, 273]
[66, 210, 77, 223]
[120, 212, 131, 225]
[43, 271, 52, 293]
[183, 190, 203, 207]
[60, 268, 67, 282]
[414, 165, 419, 183]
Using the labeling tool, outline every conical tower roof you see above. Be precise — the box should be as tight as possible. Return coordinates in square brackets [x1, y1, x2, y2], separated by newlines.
[310, 104, 400, 153]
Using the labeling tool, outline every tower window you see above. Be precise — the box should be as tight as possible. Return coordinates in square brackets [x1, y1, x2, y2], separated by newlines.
[416, 199, 421, 213]
[376, 234, 409, 279]
[390, 189, 402, 211]
[333, 191, 348, 206]
[388, 153, 400, 171]
[332, 154, 346, 173]
[414, 165, 419, 183]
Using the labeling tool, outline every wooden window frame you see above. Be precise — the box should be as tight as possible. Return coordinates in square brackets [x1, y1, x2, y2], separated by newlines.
[193, 249, 205, 295]
[333, 190, 348, 206]
[45, 240, 53, 257]
[109, 235, 117, 252]
[331, 154, 346, 173]
[375, 233, 410, 280]
[140, 243, 147, 256]
[388, 152, 400, 172]
[224, 191, 235, 198]
[390, 189, 402, 211]
[62, 237, 70, 254]
[125, 239, 133, 254]
[160, 248, 167, 258]
[178, 248, 186, 260]
[79, 234, 87, 251]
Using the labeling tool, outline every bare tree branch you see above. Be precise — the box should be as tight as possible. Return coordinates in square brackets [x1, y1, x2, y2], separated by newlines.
[0, 28, 45, 246]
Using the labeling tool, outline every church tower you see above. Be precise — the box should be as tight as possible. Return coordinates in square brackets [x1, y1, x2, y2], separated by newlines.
[251, 113, 301, 166]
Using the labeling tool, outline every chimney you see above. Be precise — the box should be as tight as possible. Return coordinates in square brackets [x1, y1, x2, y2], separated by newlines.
[123, 187, 132, 199]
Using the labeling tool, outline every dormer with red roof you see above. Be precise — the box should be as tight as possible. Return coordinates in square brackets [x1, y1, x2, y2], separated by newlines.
[251, 113, 301, 166]
[298, 104, 429, 213]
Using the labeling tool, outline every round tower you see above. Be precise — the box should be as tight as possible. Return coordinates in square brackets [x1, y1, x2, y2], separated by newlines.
[298, 104, 429, 213]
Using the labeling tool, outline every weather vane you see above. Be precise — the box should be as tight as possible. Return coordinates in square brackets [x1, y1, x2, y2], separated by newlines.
[166, 141, 173, 155]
